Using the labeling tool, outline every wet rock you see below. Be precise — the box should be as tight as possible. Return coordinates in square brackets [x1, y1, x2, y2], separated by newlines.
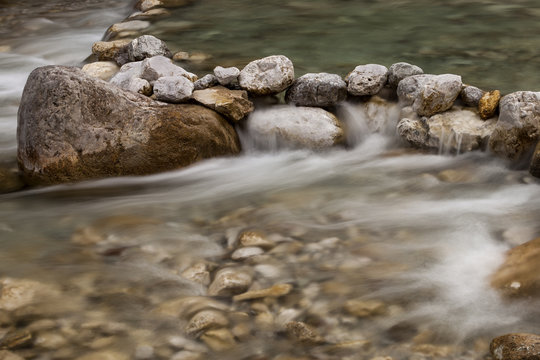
[128, 8, 170, 21]
[0, 330, 32, 349]
[345, 64, 388, 96]
[110, 61, 152, 95]
[0, 167, 24, 194]
[140, 55, 197, 84]
[490, 333, 540, 360]
[479, 90, 501, 120]
[136, 0, 163, 12]
[156, 297, 229, 318]
[285, 72, 347, 107]
[127, 35, 172, 63]
[530, 141, 540, 178]
[320, 340, 372, 357]
[213, 66, 240, 87]
[33, 332, 67, 349]
[412, 74, 462, 116]
[192, 86, 254, 122]
[82, 61, 119, 81]
[153, 76, 194, 103]
[233, 283, 293, 301]
[208, 267, 253, 296]
[285, 321, 325, 345]
[344, 299, 387, 317]
[181, 263, 211, 286]
[489, 91, 540, 161]
[239, 55, 295, 95]
[231, 246, 264, 261]
[0, 278, 60, 312]
[17, 66, 241, 185]
[185, 310, 229, 337]
[200, 328, 236, 351]
[491, 237, 540, 297]
[397, 74, 435, 106]
[246, 105, 344, 150]
[91, 39, 131, 63]
[387, 62, 423, 88]
[75, 350, 129, 360]
[194, 74, 219, 90]
[397, 107, 495, 152]
[238, 230, 276, 249]
[460, 85, 485, 107]
[0, 351, 24, 360]
[107, 21, 150, 39]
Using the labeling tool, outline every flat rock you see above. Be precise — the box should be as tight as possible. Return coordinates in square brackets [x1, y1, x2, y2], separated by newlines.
[213, 66, 240, 87]
[397, 106, 496, 153]
[140, 55, 197, 84]
[127, 35, 172, 63]
[489, 91, 540, 161]
[238, 55, 294, 95]
[387, 62, 423, 88]
[285, 72, 347, 107]
[530, 141, 540, 178]
[346, 64, 388, 96]
[460, 85, 485, 107]
[479, 90, 501, 120]
[17, 66, 240, 185]
[490, 237, 540, 297]
[106, 21, 150, 40]
[245, 105, 344, 150]
[82, 61, 119, 81]
[153, 76, 194, 103]
[490, 333, 540, 360]
[412, 74, 462, 116]
[208, 267, 253, 296]
[233, 283, 292, 301]
[192, 86, 254, 122]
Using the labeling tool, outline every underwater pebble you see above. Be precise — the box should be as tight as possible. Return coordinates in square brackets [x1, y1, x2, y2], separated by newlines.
[185, 310, 229, 337]
[231, 246, 264, 261]
[208, 267, 253, 296]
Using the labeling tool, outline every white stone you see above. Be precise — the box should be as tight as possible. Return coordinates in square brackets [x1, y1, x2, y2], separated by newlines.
[82, 61, 119, 81]
[213, 66, 240, 87]
[346, 64, 388, 96]
[153, 76, 194, 103]
[239, 55, 294, 95]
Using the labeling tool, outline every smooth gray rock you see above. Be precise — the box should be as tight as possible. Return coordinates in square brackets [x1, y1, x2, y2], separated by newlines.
[411, 74, 462, 116]
[127, 35, 172, 62]
[489, 91, 540, 160]
[460, 85, 485, 107]
[345, 64, 388, 96]
[285, 72, 347, 107]
[153, 76, 194, 103]
[194, 74, 219, 90]
[397, 106, 496, 153]
[213, 66, 240, 87]
[387, 62, 424, 88]
[397, 74, 435, 106]
[140, 55, 197, 84]
[245, 105, 344, 150]
[109, 61, 152, 95]
[238, 55, 294, 95]
[17, 66, 241, 185]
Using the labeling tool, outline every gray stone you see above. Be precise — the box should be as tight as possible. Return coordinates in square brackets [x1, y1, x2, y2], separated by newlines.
[109, 61, 152, 95]
[387, 62, 424, 88]
[490, 333, 540, 360]
[397, 106, 496, 153]
[238, 55, 294, 95]
[194, 74, 218, 90]
[460, 85, 485, 107]
[192, 86, 254, 122]
[345, 64, 388, 96]
[213, 66, 240, 87]
[153, 76, 194, 103]
[285, 72, 347, 107]
[17, 66, 241, 185]
[140, 55, 197, 84]
[489, 91, 540, 160]
[246, 106, 344, 150]
[397, 74, 435, 106]
[82, 61, 119, 81]
[411, 74, 462, 116]
[531, 141, 540, 178]
[127, 35, 172, 62]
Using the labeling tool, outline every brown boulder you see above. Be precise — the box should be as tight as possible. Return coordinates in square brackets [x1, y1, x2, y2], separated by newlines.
[490, 237, 540, 297]
[490, 333, 540, 360]
[192, 86, 254, 122]
[17, 66, 241, 186]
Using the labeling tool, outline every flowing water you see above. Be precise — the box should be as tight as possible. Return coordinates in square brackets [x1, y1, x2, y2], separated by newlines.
[0, 1, 540, 359]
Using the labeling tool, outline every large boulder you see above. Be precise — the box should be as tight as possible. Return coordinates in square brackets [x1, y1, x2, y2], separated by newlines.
[238, 55, 294, 96]
[285, 72, 347, 107]
[397, 106, 496, 153]
[488, 91, 540, 161]
[245, 106, 344, 150]
[345, 64, 388, 96]
[192, 86, 254, 122]
[17, 66, 241, 185]
[490, 333, 540, 360]
[490, 237, 540, 297]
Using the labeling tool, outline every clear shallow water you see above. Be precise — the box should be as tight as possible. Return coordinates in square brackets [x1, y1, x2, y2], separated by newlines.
[0, 1, 540, 359]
